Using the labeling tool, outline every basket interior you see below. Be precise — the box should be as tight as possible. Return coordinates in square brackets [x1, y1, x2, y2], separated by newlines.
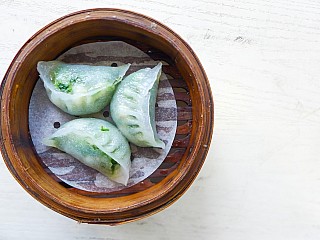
[34, 37, 192, 198]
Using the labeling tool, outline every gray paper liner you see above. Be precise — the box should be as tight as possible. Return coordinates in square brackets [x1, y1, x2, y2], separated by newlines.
[29, 41, 177, 193]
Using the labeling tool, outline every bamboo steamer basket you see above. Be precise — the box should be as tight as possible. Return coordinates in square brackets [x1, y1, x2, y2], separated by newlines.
[0, 9, 214, 225]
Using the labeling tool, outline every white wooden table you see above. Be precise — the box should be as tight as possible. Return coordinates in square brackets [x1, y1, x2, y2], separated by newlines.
[1, 0, 320, 239]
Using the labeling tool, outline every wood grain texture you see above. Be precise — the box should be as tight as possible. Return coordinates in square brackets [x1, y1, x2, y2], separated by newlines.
[1, 0, 320, 239]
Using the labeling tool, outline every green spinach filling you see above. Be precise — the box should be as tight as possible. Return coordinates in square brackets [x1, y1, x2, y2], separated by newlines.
[53, 77, 78, 93]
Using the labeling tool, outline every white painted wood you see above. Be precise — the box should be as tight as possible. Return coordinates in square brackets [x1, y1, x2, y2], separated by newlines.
[1, 0, 320, 239]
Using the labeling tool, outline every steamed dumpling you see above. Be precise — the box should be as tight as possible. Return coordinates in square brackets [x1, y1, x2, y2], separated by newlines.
[110, 63, 165, 149]
[43, 118, 131, 185]
[37, 61, 130, 115]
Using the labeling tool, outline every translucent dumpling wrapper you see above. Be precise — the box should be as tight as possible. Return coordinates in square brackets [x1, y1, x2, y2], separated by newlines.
[37, 61, 130, 115]
[43, 118, 131, 185]
[110, 62, 165, 149]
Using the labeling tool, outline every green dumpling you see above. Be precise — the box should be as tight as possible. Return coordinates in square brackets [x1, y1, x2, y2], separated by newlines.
[110, 63, 165, 149]
[43, 118, 131, 185]
[37, 61, 130, 115]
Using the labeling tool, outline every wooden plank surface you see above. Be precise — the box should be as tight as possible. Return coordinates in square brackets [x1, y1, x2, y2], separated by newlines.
[1, 0, 320, 239]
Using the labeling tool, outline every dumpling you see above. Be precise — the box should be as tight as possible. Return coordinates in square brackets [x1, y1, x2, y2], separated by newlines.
[43, 118, 131, 185]
[110, 63, 165, 149]
[37, 61, 130, 115]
